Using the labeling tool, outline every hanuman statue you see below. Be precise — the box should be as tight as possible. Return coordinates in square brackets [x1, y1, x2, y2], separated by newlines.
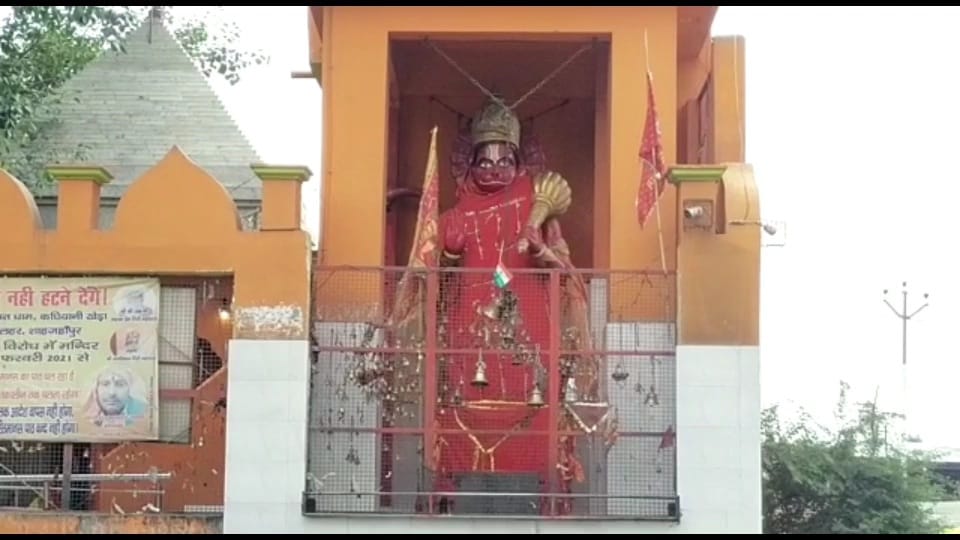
[431, 98, 596, 513]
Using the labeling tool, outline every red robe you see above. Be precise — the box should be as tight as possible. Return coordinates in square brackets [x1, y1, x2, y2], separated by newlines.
[433, 173, 554, 503]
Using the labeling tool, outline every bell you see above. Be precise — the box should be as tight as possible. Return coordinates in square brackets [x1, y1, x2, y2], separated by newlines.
[471, 360, 489, 388]
[564, 377, 579, 404]
[611, 363, 629, 383]
[527, 384, 545, 407]
[479, 295, 502, 321]
[451, 387, 463, 407]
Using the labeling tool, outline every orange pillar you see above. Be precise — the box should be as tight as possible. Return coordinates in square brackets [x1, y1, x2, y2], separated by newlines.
[48, 166, 113, 233]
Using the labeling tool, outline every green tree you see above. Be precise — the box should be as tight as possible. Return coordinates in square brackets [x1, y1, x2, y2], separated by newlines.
[763, 382, 949, 534]
[0, 6, 267, 191]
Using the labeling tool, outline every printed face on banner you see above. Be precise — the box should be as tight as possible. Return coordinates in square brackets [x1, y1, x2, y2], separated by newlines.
[0, 277, 161, 443]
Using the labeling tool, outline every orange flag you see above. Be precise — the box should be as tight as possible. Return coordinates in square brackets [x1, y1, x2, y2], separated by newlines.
[387, 126, 440, 328]
[636, 70, 667, 228]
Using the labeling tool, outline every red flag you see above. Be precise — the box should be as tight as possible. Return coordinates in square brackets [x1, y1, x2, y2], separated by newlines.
[636, 70, 667, 228]
[386, 126, 440, 329]
[406, 125, 440, 270]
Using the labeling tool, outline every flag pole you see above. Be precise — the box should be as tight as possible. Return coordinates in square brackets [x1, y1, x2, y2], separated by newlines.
[643, 29, 668, 277]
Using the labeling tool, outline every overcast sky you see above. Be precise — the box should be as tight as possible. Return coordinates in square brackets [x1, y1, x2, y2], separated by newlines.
[3, 6, 957, 451]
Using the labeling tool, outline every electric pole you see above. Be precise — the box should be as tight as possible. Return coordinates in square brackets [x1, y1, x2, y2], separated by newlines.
[882, 282, 929, 445]
[882, 282, 929, 366]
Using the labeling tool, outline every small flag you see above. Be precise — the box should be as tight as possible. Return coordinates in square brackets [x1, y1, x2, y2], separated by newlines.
[636, 70, 667, 228]
[493, 262, 513, 289]
[658, 425, 675, 450]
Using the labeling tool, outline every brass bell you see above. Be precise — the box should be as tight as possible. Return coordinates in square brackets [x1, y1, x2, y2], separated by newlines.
[451, 387, 463, 407]
[611, 363, 629, 382]
[527, 384, 545, 407]
[471, 359, 489, 388]
[564, 377, 578, 404]
[479, 295, 503, 321]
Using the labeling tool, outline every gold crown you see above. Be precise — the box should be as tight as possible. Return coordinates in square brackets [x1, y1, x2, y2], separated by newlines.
[471, 98, 521, 148]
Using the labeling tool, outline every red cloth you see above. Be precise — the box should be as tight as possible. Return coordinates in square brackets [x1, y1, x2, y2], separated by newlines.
[436, 173, 551, 482]
[636, 70, 667, 228]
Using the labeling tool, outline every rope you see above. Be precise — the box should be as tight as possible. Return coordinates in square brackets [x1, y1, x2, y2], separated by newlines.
[424, 39, 507, 108]
[429, 96, 572, 124]
[508, 43, 593, 109]
[424, 39, 594, 110]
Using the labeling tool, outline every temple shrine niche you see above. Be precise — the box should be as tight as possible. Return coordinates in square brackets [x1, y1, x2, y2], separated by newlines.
[311, 37, 625, 518]
[308, 8, 706, 519]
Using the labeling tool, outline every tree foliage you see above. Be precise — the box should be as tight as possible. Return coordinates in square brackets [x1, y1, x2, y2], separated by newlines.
[763, 382, 950, 534]
[0, 6, 267, 191]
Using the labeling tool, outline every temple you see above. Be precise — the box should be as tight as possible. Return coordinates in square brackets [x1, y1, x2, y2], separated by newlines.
[226, 5, 759, 534]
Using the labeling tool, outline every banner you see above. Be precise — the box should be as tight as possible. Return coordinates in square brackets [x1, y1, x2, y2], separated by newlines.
[0, 277, 160, 442]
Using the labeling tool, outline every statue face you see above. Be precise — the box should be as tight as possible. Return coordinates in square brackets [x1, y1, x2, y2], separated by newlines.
[471, 142, 518, 192]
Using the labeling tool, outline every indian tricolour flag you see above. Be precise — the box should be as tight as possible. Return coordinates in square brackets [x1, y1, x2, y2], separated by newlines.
[493, 262, 513, 289]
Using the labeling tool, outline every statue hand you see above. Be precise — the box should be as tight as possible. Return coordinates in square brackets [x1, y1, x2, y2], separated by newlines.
[521, 225, 546, 257]
[443, 209, 467, 256]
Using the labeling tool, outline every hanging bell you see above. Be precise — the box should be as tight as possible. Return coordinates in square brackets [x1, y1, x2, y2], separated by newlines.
[564, 377, 579, 404]
[471, 360, 489, 388]
[528, 384, 545, 407]
[451, 386, 463, 407]
[479, 294, 503, 321]
[611, 363, 629, 383]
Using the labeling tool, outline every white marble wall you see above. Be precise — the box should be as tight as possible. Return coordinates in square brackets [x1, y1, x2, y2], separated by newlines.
[222, 339, 310, 534]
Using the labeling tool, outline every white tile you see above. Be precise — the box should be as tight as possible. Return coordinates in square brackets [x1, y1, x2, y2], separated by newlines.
[677, 346, 741, 387]
[231, 421, 299, 466]
[223, 502, 288, 534]
[228, 339, 310, 381]
[227, 381, 287, 421]
[677, 426, 741, 467]
[276, 341, 311, 381]
[224, 464, 274, 504]
[679, 466, 742, 511]
[286, 380, 311, 423]
[283, 419, 308, 465]
[678, 385, 740, 428]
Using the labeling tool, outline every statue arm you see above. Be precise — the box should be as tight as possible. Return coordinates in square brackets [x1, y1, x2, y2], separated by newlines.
[531, 218, 573, 269]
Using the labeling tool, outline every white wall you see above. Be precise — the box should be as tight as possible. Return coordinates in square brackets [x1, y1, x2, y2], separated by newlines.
[223, 339, 311, 533]
[222, 339, 760, 534]
[673, 345, 761, 533]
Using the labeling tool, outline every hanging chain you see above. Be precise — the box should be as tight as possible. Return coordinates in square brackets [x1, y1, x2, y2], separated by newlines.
[424, 39, 595, 110]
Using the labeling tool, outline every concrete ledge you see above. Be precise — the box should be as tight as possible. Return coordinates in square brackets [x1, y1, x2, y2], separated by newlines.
[0, 512, 222, 534]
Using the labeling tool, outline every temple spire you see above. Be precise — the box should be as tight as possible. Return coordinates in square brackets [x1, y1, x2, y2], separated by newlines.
[147, 6, 165, 44]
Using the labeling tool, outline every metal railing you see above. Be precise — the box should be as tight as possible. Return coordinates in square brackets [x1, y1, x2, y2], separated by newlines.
[307, 266, 678, 519]
[0, 472, 171, 512]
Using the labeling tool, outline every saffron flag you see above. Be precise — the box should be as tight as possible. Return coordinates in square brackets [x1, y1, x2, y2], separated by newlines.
[636, 70, 668, 228]
[386, 126, 440, 328]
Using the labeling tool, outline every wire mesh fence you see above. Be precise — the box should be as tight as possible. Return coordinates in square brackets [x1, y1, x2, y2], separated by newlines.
[307, 266, 678, 519]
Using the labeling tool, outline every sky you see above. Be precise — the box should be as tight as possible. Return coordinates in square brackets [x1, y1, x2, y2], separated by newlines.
[3, 6, 958, 450]
[710, 6, 960, 450]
